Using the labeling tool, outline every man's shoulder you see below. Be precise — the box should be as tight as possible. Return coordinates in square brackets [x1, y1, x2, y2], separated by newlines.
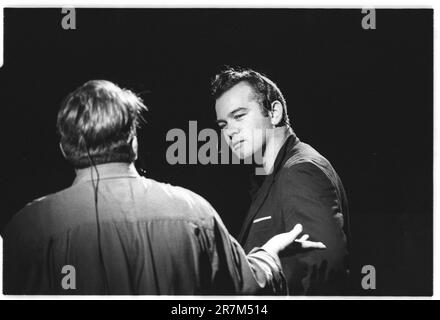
[277, 141, 342, 190]
[146, 178, 217, 221]
[284, 141, 332, 170]
[2, 188, 69, 240]
[3, 178, 217, 239]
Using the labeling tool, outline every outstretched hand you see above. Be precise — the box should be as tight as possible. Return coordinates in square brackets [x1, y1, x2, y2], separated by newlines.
[261, 224, 326, 258]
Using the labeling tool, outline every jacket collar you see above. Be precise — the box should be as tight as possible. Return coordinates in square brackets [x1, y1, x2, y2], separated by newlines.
[249, 132, 299, 195]
[268, 131, 299, 178]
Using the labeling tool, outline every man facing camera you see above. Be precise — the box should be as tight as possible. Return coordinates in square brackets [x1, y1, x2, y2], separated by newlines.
[2, 79, 324, 295]
[212, 67, 350, 295]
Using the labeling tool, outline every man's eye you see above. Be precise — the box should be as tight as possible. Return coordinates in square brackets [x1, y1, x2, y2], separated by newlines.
[234, 113, 245, 120]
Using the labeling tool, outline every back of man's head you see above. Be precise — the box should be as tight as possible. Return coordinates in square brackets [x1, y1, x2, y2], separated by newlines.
[57, 80, 147, 168]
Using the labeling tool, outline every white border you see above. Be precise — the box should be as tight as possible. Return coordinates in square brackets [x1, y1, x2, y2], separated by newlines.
[0, 1, 437, 300]
[0, 1, 436, 7]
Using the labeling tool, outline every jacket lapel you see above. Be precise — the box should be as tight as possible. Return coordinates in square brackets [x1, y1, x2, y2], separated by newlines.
[237, 134, 298, 244]
[238, 172, 276, 243]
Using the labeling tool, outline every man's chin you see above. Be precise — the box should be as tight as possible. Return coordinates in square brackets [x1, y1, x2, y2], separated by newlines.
[233, 151, 253, 161]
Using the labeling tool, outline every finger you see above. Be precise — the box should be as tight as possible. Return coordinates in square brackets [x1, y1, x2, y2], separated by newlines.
[300, 241, 326, 249]
[288, 224, 303, 239]
[297, 234, 309, 242]
[294, 235, 309, 243]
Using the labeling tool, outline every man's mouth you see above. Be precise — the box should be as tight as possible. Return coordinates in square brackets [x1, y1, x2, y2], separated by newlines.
[232, 140, 244, 150]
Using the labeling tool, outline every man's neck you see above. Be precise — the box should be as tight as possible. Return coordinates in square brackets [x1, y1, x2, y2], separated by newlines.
[74, 162, 136, 176]
[262, 126, 292, 174]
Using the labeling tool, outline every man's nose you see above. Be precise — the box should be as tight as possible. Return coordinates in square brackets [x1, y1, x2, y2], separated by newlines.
[224, 126, 239, 141]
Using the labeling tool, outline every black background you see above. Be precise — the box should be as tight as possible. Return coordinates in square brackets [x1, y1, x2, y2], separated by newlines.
[0, 8, 433, 295]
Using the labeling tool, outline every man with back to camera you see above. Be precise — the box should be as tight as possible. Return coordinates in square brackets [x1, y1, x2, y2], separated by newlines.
[212, 67, 350, 295]
[2, 79, 325, 295]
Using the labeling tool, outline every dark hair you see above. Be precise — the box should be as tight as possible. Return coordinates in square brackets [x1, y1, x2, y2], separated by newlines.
[57, 80, 147, 168]
[211, 67, 290, 127]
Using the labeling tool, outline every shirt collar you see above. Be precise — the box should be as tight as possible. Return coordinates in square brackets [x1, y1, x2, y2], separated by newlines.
[72, 162, 140, 186]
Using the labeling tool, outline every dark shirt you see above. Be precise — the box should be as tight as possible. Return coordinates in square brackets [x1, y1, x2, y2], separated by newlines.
[238, 133, 349, 295]
[2, 163, 286, 295]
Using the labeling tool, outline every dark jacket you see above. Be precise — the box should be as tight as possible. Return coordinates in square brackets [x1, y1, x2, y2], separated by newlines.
[238, 133, 349, 295]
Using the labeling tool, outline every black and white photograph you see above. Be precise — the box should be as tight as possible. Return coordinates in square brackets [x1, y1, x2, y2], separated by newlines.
[0, 6, 434, 299]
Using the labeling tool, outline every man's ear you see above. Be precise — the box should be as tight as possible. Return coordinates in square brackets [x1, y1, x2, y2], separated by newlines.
[59, 143, 67, 159]
[269, 101, 283, 126]
[131, 136, 138, 160]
